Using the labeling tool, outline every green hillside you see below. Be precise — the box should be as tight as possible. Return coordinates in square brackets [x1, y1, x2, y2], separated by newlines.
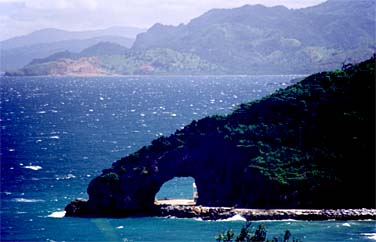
[65, 56, 375, 217]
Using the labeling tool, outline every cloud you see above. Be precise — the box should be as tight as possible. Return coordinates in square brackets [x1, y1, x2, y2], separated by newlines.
[0, 0, 327, 40]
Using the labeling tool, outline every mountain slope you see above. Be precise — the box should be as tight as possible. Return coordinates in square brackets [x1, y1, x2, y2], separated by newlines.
[0, 26, 145, 50]
[5, 43, 224, 76]
[4, 0, 375, 75]
[0, 27, 145, 72]
[0, 36, 134, 72]
[132, 0, 375, 74]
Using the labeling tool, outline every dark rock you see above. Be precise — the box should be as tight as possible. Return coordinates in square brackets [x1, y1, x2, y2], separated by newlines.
[65, 199, 89, 217]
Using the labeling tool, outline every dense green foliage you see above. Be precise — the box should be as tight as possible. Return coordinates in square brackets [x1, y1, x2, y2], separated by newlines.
[215, 222, 301, 242]
[216, 222, 302, 242]
[88, 56, 375, 212]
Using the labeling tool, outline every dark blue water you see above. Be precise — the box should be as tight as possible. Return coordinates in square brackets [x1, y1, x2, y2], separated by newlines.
[1, 76, 375, 241]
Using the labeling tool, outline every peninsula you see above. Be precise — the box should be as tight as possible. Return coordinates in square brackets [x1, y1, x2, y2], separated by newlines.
[66, 56, 375, 219]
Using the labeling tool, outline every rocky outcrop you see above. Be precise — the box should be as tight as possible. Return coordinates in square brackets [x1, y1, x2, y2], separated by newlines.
[157, 206, 376, 221]
[65, 57, 375, 217]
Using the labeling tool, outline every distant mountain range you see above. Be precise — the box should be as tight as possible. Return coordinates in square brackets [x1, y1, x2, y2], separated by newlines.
[0, 26, 146, 72]
[3, 0, 375, 76]
[133, 0, 375, 74]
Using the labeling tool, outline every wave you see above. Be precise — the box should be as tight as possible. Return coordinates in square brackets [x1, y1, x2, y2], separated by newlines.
[23, 165, 42, 171]
[12, 198, 45, 203]
[55, 174, 76, 180]
[48, 211, 66, 218]
[363, 233, 376, 240]
[219, 214, 247, 222]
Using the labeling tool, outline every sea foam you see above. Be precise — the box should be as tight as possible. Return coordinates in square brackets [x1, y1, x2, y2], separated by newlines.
[48, 211, 66, 218]
[12, 198, 45, 203]
[23, 165, 42, 171]
[363, 233, 376, 240]
[219, 214, 247, 222]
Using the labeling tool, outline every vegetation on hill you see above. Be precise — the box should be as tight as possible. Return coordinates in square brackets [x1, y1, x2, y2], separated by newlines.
[5, 44, 224, 76]
[4, 0, 375, 76]
[99, 48, 225, 75]
[133, 0, 375, 74]
[65, 56, 375, 217]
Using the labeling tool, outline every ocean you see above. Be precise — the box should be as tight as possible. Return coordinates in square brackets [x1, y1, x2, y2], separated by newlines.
[1, 75, 375, 241]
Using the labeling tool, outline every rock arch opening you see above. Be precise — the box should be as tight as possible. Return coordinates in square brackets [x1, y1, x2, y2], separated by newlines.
[155, 177, 198, 205]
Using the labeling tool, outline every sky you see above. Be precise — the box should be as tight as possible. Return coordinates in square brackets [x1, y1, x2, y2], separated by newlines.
[0, 0, 327, 41]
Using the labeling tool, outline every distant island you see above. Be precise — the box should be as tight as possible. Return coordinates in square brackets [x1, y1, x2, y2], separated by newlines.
[65, 56, 375, 219]
[4, 0, 375, 76]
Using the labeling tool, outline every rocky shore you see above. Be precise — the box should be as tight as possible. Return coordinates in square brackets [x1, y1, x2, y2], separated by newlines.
[157, 205, 376, 221]
[65, 199, 376, 220]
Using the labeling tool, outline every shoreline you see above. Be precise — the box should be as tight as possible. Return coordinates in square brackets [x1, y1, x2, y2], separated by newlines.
[65, 199, 376, 220]
[156, 205, 376, 221]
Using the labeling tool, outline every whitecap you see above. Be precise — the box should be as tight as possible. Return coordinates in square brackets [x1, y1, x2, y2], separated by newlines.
[171, 113, 177, 117]
[49, 136, 60, 139]
[23, 165, 42, 171]
[342, 222, 351, 227]
[16, 211, 27, 214]
[12, 198, 45, 203]
[116, 226, 124, 229]
[219, 214, 247, 222]
[48, 211, 66, 218]
[37, 111, 46, 114]
[55, 174, 76, 180]
[363, 233, 376, 240]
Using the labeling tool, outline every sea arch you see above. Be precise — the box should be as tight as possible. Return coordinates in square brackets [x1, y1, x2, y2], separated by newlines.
[155, 176, 197, 205]
[84, 134, 246, 215]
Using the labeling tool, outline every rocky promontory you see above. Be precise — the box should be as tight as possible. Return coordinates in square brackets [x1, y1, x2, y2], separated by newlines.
[66, 56, 375, 218]
[4, 57, 108, 76]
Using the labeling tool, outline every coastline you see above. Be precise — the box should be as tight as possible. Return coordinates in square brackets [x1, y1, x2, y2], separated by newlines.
[156, 205, 376, 221]
[65, 199, 376, 220]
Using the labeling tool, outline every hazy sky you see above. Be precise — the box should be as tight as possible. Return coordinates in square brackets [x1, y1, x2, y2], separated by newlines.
[0, 0, 327, 40]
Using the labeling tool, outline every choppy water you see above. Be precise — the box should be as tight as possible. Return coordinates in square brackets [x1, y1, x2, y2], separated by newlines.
[1, 75, 375, 241]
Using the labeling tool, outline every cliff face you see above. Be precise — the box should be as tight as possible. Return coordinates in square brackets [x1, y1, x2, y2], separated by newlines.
[66, 57, 375, 217]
